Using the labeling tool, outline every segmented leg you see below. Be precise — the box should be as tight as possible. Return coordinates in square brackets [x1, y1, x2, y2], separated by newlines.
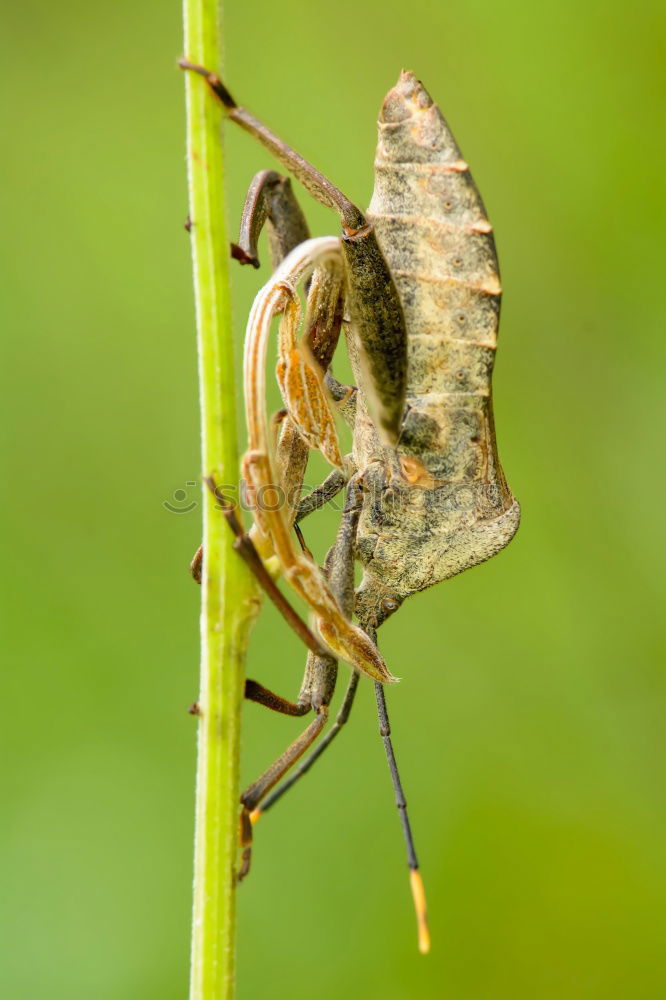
[294, 467, 347, 523]
[238, 477, 364, 876]
[242, 239, 394, 684]
[178, 59, 409, 445]
[246, 478, 363, 823]
[191, 166, 345, 569]
[179, 61, 364, 228]
[252, 669, 360, 820]
[237, 709, 328, 880]
[233, 169, 309, 269]
[205, 478, 327, 658]
[244, 679, 310, 717]
[190, 164, 313, 562]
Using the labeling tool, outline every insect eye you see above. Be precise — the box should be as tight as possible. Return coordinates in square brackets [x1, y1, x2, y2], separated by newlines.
[381, 597, 399, 614]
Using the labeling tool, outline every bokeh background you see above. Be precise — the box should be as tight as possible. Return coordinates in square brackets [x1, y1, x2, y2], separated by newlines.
[3, 1, 665, 997]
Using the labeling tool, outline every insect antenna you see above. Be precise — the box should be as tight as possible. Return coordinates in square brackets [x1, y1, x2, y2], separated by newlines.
[372, 667, 430, 954]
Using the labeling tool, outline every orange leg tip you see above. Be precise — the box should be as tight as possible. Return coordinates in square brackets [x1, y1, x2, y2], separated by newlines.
[409, 869, 431, 954]
[249, 809, 262, 825]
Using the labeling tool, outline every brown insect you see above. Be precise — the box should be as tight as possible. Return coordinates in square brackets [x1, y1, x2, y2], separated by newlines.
[182, 61, 520, 953]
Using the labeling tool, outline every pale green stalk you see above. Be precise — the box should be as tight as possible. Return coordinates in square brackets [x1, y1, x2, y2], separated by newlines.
[182, 2, 258, 997]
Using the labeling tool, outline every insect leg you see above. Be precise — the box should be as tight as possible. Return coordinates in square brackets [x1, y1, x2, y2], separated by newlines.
[232, 169, 310, 270]
[242, 240, 394, 683]
[294, 467, 347, 523]
[219, 478, 362, 871]
[238, 708, 329, 880]
[251, 669, 360, 822]
[230, 510, 341, 881]
[179, 59, 408, 443]
[189, 165, 313, 568]
[179, 60, 364, 230]
[366, 629, 430, 954]
[205, 477, 328, 658]
[248, 477, 363, 820]
[244, 679, 310, 717]
[242, 462, 350, 727]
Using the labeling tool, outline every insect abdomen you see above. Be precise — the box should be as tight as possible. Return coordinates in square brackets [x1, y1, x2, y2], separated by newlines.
[352, 72, 519, 617]
[367, 71, 505, 485]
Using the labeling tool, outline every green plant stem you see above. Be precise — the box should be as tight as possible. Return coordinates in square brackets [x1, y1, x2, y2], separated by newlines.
[182, 3, 258, 997]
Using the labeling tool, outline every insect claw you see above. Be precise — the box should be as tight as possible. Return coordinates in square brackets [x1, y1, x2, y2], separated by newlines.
[231, 242, 260, 268]
[236, 808, 254, 882]
[178, 58, 238, 109]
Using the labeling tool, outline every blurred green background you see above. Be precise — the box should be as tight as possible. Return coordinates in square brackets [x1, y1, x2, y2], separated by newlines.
[2, 1, 665, 997]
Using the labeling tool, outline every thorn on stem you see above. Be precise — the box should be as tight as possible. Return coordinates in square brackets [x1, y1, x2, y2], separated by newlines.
[189, 545, 203, 584]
